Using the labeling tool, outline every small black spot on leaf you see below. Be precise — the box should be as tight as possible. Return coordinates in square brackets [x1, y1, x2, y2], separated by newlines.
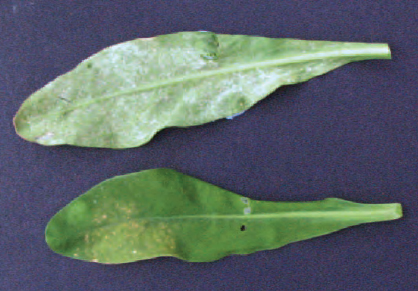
[201, 53, 218, 60]
[240, 225, 246, 231]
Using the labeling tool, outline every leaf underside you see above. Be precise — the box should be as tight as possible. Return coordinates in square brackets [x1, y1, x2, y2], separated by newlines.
[45, 168, 402, 264]
[15, 32, 391, 148]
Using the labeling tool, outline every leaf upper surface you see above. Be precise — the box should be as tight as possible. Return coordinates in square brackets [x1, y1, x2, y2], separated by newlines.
[15, 32, 391, 148]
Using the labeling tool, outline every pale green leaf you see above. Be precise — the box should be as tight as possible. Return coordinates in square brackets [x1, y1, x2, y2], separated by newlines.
[15, 32, 391, 148]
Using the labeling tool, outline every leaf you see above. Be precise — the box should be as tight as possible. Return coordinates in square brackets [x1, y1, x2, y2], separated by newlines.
[15, 32, 391, 148]
[45, 168, 402, 264]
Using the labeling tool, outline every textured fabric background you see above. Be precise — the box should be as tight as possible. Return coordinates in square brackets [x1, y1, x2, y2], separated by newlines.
[1, 1, 417, 290]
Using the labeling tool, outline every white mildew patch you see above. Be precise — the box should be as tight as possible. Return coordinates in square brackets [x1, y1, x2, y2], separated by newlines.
[105, 43, 143, 62]
[241, 197, 252, 215]
[140, 37, 156, 41]
[244, 207, 252, 215]
[35, 132, 54, 142]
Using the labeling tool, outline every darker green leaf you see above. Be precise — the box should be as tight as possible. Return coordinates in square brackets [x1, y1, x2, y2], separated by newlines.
[45, 169, 402, 263]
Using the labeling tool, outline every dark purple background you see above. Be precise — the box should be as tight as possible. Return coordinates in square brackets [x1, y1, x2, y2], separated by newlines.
[1, 1, 417, 290]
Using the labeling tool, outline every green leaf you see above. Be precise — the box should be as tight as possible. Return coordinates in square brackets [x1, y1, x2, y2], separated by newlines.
[45, 168, 402, 264]
[15, 32, 391, 148]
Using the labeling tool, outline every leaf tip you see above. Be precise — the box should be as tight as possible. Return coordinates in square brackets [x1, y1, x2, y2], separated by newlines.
[392, 203, 403, 220]
[384, 43, 392, 60]
[379, 202, 403, 221]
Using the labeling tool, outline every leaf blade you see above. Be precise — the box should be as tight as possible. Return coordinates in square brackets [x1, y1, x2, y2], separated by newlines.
[15, 32, 391, 148]
[45, 169, 402, 263]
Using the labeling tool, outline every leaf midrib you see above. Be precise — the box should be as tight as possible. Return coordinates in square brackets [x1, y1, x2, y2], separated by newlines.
[112, 209, 392, 220]
[86, 208, 394, 234]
